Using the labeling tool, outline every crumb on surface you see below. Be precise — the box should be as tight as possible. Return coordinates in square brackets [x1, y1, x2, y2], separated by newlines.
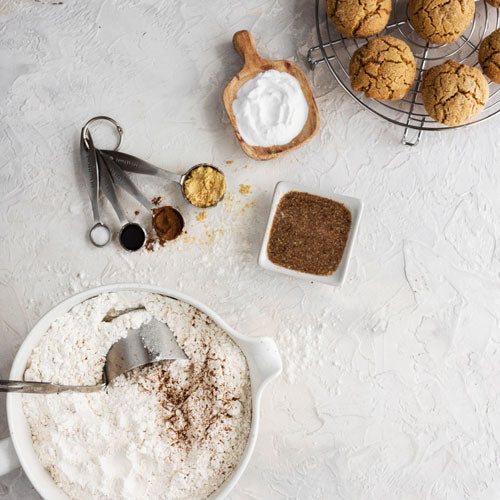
[239, 184, 251, 195]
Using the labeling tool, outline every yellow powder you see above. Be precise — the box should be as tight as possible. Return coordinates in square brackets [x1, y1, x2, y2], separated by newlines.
[241, 201, 255, 214]
[183, 235, 197, 244]
[239, 184, 251, 195]
[196, 211, 207, 222]
[225, 160, 234, 164]
[183, 165, 226, 208]
[202, 229, 224, 245]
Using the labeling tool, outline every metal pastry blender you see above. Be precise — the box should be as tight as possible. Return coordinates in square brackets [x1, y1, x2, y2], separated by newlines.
[0, 316, 188, 394]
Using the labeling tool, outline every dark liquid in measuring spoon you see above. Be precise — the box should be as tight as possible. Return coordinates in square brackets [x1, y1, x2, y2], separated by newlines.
[120, 223, 146, 251]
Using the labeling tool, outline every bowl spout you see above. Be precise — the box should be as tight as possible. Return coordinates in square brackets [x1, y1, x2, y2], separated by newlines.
[238, 336, 282, 388]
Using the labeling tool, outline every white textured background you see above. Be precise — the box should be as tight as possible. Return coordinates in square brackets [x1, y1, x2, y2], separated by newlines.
[2, 0, 500, 499]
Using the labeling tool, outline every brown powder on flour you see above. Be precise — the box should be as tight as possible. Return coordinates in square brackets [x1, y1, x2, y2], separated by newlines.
[128, 306, 251, 457]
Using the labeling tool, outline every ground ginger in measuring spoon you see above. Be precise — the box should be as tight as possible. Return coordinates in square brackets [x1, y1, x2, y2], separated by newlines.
[184, 165, 226, 208]
[232, 69, 309, 147]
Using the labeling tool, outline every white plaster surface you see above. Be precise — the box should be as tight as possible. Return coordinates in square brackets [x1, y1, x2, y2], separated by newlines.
[1, 0, 500, 499]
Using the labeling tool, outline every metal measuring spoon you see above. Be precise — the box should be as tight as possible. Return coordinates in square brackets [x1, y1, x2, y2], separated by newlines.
[97, 151, 147, 251]
[102, 150, 225, 207]
[79, 129, 111, 246]
[100, 153, 185, 241]
[100, 152, 156, 212]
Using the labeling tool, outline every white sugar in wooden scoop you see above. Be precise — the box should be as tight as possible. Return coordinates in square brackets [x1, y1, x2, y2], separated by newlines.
[232, 69, 309, 147]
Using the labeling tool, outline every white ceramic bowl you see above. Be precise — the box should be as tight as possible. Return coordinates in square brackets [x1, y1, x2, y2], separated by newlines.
[0, 283, 282, 499]
[258, 181, 363, 286]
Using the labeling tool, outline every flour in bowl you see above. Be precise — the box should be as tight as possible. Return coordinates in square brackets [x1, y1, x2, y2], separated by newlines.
[22, 292, 252, 499]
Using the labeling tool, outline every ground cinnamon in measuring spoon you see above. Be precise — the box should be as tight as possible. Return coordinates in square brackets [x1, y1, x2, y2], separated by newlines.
[153, 206, 184, 243]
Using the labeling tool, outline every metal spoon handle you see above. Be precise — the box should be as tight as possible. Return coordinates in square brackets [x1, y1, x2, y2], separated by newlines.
[100, 153, 154, 211]
[97, 152, 128, 225]
[102, 150, 182, 184]
[0, 380, 104, 394]
[79, 130, 101, 223]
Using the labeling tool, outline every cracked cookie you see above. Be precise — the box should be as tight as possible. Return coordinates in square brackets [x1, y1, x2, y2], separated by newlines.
[325, 0, 391, 38]
[349, 36, 416, 101]
[479, 29, 500, 83]
[409, 0, 475, 44]
[421, 60, 489, 126]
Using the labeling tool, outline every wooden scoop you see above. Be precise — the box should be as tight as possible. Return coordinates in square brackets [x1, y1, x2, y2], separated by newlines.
[223, 30, 320, 161]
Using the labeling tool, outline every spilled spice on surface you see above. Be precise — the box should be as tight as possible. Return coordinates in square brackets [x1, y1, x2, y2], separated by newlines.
[225, 160, 234, 165]
[241, 201, 255, 214]
[204, 229, 223, 244]
[267, 191, 352, 276]
[183, 235, 196, 245]
[196, 211, 207, 222]
[152, 206, 184, 244]
[239, 184, 251, 195]
[145, 237, 156, 252]
[152, 196, 162, 206]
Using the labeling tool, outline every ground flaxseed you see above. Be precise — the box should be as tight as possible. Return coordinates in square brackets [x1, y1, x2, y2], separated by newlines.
[267, 191, 352, 276]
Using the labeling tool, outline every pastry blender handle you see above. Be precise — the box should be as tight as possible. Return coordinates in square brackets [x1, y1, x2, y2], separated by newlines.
[0, 380, 104, 394]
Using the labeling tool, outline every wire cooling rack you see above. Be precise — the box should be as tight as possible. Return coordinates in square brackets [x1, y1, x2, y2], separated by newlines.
[307, 0, 500, 145]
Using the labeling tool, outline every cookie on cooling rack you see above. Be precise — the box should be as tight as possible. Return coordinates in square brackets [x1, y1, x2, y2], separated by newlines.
[409, 0, 475, 44]
[349, 36, 416, 101]
[325, 0, 391, 38]
[479, 29, 500, 83]
[421, 60, 489, 126]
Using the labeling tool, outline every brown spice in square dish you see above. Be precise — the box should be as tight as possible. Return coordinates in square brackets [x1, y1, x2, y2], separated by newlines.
[267, 191, 352, 276]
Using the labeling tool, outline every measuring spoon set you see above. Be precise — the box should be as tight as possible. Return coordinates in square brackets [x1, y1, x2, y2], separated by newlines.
[79, 116, 221, 251]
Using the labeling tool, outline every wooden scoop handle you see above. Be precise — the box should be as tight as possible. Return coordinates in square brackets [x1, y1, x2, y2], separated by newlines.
[233, 30, 264, 69]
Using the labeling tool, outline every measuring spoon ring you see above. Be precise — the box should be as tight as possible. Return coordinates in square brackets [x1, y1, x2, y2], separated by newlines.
[97, 151, 146, 251]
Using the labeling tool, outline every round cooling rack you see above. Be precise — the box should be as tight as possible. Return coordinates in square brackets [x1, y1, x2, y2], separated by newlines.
[307, 0, 500, 145]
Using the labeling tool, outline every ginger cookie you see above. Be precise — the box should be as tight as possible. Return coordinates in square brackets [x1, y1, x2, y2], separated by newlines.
[421, 60, 489, 126]
[486, 0, 500, 7]
[409, 0, 475, 44]
[325, 0, 391, 39]
[349, 36, 416, 101]
[479, 29, 500, 83]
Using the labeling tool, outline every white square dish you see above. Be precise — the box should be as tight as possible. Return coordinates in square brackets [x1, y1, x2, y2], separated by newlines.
[258, 181, 363, 286]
